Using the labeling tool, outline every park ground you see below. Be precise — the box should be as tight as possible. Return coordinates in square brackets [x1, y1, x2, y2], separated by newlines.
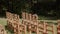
[0, 18, 57, 34]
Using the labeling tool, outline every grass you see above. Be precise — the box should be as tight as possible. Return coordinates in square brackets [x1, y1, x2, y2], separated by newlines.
[0, 18, 57, 34]
[38, 16, 57, 20]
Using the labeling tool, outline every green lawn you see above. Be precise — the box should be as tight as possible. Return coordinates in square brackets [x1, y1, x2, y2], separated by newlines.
[0, 18, 57, 34]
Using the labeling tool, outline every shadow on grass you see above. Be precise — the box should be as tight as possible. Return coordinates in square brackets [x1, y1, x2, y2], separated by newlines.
[5, 25, 14, 34]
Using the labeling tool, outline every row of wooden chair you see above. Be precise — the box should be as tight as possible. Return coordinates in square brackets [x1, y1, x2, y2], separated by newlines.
[22, 12, 54, 34]
[6, 12, 60, 34]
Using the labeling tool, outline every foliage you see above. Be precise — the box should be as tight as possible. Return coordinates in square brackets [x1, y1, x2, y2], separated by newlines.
[0, 0, 60, 19]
